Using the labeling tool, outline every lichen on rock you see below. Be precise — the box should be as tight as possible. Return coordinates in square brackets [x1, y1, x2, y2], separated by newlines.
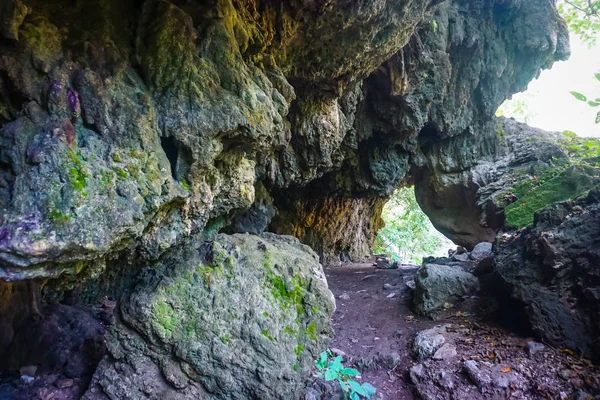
[83, 233, 334, 399]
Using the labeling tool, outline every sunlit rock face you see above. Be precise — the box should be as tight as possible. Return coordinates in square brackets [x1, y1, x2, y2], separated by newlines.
[0, 0, 572, 396]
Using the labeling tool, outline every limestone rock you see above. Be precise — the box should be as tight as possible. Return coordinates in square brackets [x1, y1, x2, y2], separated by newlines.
[433, 343, 457, 361]
[85, 233, 335, 400]
[494, 189, 600, 360]
[469, 242, 493, 261]
[412, 325, 448, 361]
[413, 264, 479, 315]
[376, 255, 398, 269]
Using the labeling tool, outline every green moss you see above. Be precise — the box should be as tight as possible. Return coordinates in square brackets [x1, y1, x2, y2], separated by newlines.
[284, 326, 296, 335]
[294, 344, 304, 357]
[153, 301, 178, 338]
[261, 329, 274, 341]
[220, 335, 231, 345]
[305, 321, 317, 341]
[496, 123, 505, 139]
[505, 166, 600, 228]
[114, 167, 128, 179]
[66, 150, 88, 193]
[100, 170, 115, 188]
[50, 209, 71, 223]
[179, 178, 191, 191]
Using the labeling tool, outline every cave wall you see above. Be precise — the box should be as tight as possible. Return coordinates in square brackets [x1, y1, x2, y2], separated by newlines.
[0, 0, 570, 274]
[270, 0, 570, 262]
[0, 0, 575, 396]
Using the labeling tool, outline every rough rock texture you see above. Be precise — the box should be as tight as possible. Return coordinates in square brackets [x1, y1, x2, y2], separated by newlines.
[415, 118, 600, 248]
[412, 325, 449, 361]
[413, 264, 479, 315]
[84, 233, 335, 400]
[0, 0, 568, 271]
[494, 189, 600, 361]
[273, 1, 570, 262]
[0, 0, 578, 396]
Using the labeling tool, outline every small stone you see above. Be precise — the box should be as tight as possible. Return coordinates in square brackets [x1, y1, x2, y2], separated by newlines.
[409, 363, 427, 383]
[470, 242, 493, 261]
[525, 341, 545, 355]
[19, 365, 37, 376]
[452, 252, 469, 262]
[305, 387, 321, 400]
[405, 280, 416, 289]
[558, 369, 573, 380]
[20, 375, 35, 385]
[374, 337, 380, 341]
[376, 256, 396, 269]
[412, 325, 448, 360]
[330, 348, 346, 358]
[463, 360, 491, 388]
[339, 293, 350, 300]
[386, 292, 396, 298]
[576, 390, 592, 400]
[383, 283, 395, 290]
[433, 343, 457, 360]
[56, 378, 74, 389]
[394, 329, 404, 338]
[351, 338, 359, 343]
[437, 371, 455, 390]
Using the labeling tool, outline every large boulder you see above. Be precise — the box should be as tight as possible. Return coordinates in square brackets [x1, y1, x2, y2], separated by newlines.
[83, 233, 335, 400]
[413, 264, 479, 315]
[494, 190, 600, 361]
[415, 119, 600, 249]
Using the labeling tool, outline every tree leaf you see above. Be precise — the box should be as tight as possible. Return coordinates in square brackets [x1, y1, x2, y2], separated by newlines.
[325, 369, 338, 381]
[589, 101, 600, 107]
[348, 379, 368, 397]
[316, 351, 328, 370]
[596, 111, 600, 124]
[595, 72, 600, 82]
[337, 378, 349, 392]
[362, 382, 377, 396]
[340, 368, 361, 377]
[570, 91, 587, 102]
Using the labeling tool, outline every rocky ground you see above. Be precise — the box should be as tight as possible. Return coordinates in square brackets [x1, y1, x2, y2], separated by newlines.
[308, 262, 600, 400]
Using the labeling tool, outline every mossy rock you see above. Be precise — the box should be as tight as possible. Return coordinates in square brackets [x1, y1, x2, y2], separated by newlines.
[504, 166, 600, 228]
[111, 232, 335, 400]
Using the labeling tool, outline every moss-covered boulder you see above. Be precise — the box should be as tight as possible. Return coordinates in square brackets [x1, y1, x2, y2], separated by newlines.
[84, 233, 335, 400]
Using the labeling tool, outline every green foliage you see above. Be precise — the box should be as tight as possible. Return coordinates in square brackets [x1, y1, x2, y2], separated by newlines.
[569, 73, 600, 124]
[315, 350, 376, 400]
[495, 98, 534, 124]
[374, 187, 453, 264]
[558, 0, 600, 46]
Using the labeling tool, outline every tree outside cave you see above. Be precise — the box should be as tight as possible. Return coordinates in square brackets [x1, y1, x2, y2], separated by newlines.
[373, 187, 454, 265]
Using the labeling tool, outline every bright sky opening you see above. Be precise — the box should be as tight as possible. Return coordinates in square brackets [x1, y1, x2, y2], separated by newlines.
[499, 34, 600, 137]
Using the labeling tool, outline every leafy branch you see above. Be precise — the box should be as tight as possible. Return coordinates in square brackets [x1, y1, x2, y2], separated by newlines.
[570, 72, 600, 124]
[315, 350, 376, 400]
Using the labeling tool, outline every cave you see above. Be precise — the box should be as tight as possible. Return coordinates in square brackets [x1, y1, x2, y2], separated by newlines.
[0, 0, 599, 398]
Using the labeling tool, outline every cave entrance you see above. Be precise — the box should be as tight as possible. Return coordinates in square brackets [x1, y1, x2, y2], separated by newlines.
[373, 186, 454, 265]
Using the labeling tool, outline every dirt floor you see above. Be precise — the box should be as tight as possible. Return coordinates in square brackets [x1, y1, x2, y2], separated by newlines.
[322, 262, 600, 400]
